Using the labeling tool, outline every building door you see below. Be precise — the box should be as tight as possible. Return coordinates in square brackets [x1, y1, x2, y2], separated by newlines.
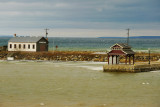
[40, 44, 46, 51]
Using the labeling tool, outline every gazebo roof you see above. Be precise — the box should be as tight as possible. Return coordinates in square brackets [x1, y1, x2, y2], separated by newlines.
[108, 50, 135, 55]
[108, 43, 135, 55]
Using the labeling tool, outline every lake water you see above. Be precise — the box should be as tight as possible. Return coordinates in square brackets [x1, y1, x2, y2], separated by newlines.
[1, 37, 160, 52]
[0, 61, 160, 107]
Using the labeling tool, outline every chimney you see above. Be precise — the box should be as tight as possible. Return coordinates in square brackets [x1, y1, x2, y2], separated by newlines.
[14, 34, 16, 37]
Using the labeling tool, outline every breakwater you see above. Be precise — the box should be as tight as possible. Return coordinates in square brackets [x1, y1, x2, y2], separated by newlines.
[0, 51, 160, 62]
[0, 51, 107, 62]
[103, 63, 160, 73]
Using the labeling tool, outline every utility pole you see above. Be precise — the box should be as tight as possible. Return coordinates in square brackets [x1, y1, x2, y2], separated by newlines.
[44, 28, 49, 38]
[148, 48, 150, 65]
[126, 28, 130, 45]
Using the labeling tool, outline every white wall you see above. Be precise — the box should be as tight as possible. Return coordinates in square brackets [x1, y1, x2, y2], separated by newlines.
[8, 42, 37, 52]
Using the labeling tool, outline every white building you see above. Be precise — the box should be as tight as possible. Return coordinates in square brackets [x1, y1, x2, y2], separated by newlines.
[8, 36, 49, 52]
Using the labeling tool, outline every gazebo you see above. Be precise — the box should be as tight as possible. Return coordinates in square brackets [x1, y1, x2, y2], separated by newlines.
[107, 43, 135, 65]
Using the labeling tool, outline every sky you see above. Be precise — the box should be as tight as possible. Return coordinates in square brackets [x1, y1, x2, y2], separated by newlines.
[0, 0, 160, 37]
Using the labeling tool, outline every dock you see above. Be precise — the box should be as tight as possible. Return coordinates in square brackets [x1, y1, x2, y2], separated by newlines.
[103, 62, 160, 73]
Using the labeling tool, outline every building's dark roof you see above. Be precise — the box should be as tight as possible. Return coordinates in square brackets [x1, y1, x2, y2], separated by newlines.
[123, 49, 135, 54]
[8, 36, 44, 43]
[111, 43, 131, 48]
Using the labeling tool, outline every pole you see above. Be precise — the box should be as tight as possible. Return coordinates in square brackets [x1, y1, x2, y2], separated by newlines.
[53, 39, 54, 52]
[133, 55, 135, 65]
[148, 48, 150, 65]
[126, 28, 130, 45]
[44, 28, 49, 38]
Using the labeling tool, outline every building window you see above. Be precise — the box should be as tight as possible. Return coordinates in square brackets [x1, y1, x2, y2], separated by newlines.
[10, 44, 12, 48]
[23, 44, 25, 49]
[19, 44, 21, 49]
[14, 44, 16, 48]
[33, 44, 35, 49]
[28, 44, 30, 49]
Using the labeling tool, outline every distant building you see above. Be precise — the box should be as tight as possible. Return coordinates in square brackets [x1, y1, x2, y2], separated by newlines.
[107, 43, 135, 65]
[8, 36, 49, 52]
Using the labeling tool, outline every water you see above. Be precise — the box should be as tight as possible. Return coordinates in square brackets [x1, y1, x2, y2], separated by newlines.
[0, 61, 160, 107]
[1, 37, 160, 52]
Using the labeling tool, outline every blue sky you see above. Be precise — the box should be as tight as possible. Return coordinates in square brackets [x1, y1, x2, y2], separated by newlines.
[0, 0, 160, 37]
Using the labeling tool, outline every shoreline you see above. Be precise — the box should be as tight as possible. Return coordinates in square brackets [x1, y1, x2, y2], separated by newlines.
[0, 59, 106, 63]
[1, 51, 160, 62]
[0, 51, 107, 62]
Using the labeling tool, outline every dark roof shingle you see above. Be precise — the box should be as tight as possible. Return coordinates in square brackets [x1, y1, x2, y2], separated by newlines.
[8, 36, 43, 43]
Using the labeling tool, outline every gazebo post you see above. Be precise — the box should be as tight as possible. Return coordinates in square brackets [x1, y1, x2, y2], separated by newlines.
[133, 55, 135, 65]
[108, 55, 110, 65]
[116, 55, 117, 64]
[112, 55, 113, 65]
[125, 55, 127, 64]
[129, 55, 131, 65]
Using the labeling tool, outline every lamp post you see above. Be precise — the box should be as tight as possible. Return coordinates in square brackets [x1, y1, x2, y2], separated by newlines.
[148, 48, 150, 65]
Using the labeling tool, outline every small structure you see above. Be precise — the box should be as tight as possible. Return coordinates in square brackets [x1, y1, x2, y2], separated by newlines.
[8, 35, 49, 52]
[107, 43, 135, 65]
[0, 45, 7, 51]
[7, 57, 14, 61]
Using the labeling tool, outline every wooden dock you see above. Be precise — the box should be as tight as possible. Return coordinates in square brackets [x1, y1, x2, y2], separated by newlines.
[103, 62, 160, 73]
